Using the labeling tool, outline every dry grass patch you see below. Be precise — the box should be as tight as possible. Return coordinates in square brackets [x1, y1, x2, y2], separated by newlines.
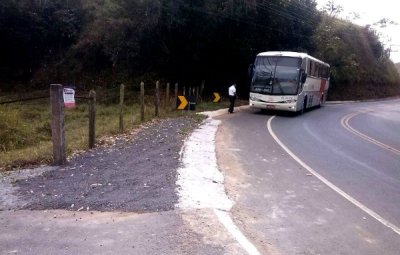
[0, 95, 246, 171]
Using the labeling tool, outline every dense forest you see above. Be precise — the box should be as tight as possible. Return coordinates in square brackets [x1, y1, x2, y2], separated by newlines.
[1, 0, 399, 100]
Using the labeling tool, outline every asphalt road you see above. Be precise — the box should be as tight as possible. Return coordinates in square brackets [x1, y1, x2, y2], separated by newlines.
[217, 100, 400, 254]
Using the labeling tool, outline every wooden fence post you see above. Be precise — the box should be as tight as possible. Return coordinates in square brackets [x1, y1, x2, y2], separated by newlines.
[196, 87, 199, 101]
[155, 80, 159, 117]
[50, 84, 66, 165]
[89, 89, 96, 149]
[140, 82, 145, 122]
[183, 86, 185, 96]
[119, 84, 124, 133]
[200, 80, 205, 97]
[166, 83, 170, 110]
[174, 83, 178, 109]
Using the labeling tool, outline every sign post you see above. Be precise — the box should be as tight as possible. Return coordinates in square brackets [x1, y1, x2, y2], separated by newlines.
[50, 84, 66, 165]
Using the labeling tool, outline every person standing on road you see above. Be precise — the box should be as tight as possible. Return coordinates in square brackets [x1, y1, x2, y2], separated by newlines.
[228, 82, 237, 113]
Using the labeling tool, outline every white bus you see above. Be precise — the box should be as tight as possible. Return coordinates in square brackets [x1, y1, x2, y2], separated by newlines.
[248, 51, 330, 113]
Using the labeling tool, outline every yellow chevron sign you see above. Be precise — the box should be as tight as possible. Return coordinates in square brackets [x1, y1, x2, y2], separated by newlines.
[213, 93, 220, 103]
[177, 95, 188, 110]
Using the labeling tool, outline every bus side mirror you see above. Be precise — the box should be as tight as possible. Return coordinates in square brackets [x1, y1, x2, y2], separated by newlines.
[301, 72, 307, 83]
[248, 64, 254, 78]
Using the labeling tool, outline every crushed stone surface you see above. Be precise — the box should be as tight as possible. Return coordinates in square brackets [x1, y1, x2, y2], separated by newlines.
[0, 117, 200, 213]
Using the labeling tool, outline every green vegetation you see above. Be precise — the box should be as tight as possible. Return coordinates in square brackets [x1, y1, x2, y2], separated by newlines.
[9, 177, 22, 184]
[313, 16, 400, 100]
[1, 0, 398, 99]
[395, 63, 400, 74]
[196, 98, 247, 111]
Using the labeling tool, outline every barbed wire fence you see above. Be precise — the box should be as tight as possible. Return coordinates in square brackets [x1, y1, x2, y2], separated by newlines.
[0, 81, 206, 166]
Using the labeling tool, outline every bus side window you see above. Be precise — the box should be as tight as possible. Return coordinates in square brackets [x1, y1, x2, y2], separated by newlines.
[314, 62, 318, 77]
[319, 64, 322, 78]
[318, 64, 322, 78]
[311, 61, 315, 77]
[301, 58, 307, 71]
[319, 64, 323, 78]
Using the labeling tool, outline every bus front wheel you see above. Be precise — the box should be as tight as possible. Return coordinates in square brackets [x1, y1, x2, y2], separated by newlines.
[300, 97, 307, 115]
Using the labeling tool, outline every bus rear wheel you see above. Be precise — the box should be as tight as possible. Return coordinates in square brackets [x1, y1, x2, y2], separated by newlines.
[318, 94, 323, 108]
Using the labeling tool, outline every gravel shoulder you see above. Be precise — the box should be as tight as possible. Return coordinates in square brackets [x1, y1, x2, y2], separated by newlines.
[0, 117, 200, 212]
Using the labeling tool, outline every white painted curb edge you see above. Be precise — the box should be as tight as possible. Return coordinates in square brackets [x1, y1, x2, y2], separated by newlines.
[176, 113, 260, 255]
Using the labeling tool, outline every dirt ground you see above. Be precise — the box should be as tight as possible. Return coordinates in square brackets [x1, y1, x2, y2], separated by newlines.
[0, 117, 200, 213]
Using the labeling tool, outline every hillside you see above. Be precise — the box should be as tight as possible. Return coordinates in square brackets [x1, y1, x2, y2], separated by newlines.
[396, 63, 400, 73]
[312, 17, 400, 100]
[0, 0, 399, 100]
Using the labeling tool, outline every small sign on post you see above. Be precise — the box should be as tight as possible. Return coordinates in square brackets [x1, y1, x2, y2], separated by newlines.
[176, 95, 196, 111]
[63, 87, 76, 108]
[177, 96, 188, 110]
[213, 92, 221, 103]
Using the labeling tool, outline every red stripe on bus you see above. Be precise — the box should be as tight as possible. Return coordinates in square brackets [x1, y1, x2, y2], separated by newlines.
[320, 80, 326, 98]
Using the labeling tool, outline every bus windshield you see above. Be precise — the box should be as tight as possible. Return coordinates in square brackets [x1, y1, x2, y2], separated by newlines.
[250, 56, 302, 95]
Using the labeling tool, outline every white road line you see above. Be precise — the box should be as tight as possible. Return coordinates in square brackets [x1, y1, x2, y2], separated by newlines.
[176, 116, 261, 255]
[214, 209, 261, 255]
[267, 116, 400, 236]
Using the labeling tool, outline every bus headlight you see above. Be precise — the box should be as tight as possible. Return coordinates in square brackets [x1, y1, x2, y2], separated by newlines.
[285, 100, 297, 103]
[250, 96, 259, 101]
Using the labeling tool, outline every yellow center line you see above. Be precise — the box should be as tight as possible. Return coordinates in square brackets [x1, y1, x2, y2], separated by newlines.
[340, 105, 400, 156]
[268, 116, 400, 235]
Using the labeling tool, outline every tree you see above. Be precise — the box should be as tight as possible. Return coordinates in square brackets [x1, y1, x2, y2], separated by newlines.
[321, 0, 343, 17]
[0, 0, 84, 87]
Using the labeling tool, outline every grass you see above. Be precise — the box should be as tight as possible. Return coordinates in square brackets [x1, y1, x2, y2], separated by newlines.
[9, 177, 22, 184]
[0, 93, 247, 171]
